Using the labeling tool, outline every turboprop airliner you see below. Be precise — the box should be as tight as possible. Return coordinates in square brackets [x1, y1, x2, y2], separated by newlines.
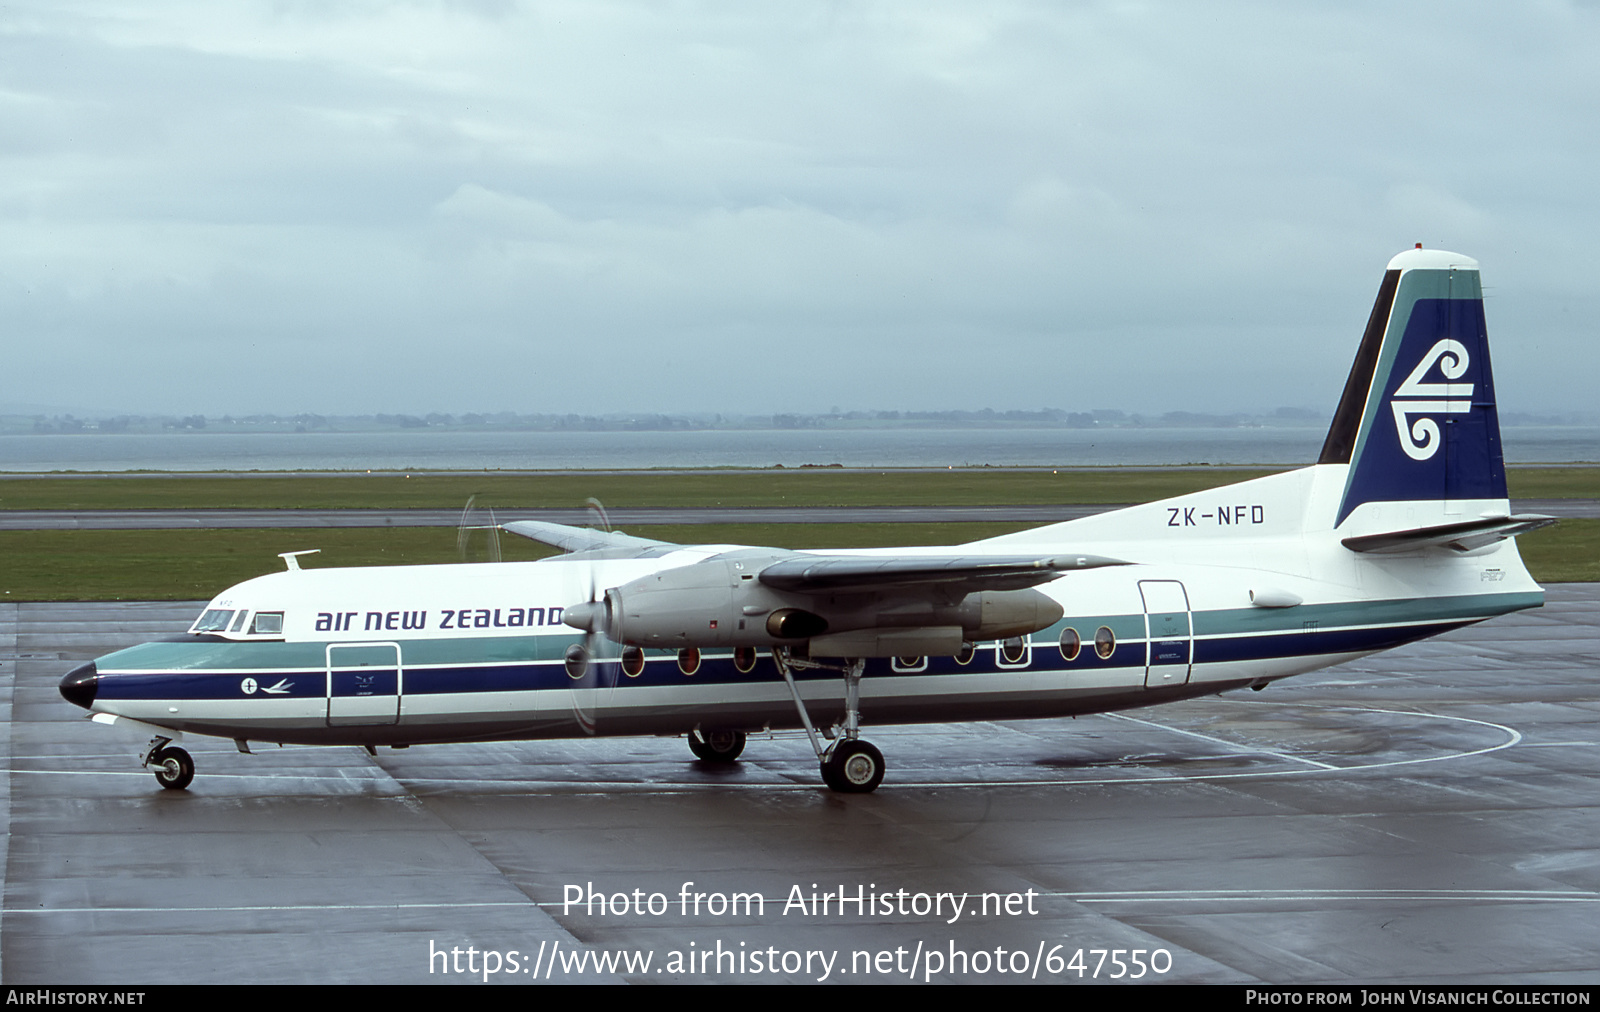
[59, 248, 1553, 793]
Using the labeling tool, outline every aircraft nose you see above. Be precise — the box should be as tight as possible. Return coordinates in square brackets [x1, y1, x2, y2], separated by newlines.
[59, 661, 98, 710]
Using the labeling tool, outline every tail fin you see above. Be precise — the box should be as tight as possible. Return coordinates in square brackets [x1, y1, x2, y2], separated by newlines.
[1321, 249, 1507, 527]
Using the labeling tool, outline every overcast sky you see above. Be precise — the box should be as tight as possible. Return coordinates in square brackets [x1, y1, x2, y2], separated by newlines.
[4, 1, 1597, 418]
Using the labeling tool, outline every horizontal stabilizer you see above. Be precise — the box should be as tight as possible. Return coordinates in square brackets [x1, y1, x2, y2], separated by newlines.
[502, 520, 676, 556]
[758, 553, 1125, 593]
[1340, 515, 1556, 555]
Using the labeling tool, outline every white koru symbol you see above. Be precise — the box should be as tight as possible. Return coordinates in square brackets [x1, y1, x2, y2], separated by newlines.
[241, 677, 258, 695]
[1389, 339, 1474, 461]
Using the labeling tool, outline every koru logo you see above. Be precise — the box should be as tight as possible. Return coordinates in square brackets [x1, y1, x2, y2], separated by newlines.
[1390, 339, 1473, 461]
[240, 677, 258, 695]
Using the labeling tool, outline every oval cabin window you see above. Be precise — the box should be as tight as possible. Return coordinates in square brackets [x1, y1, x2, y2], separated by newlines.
[1094, 626, 1116, 660]
[1058, 627, 1081, 661]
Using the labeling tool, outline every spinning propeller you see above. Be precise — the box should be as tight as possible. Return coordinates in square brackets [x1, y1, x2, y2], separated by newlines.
[456, 495, 502, 563]
[564, 498, 617, 734]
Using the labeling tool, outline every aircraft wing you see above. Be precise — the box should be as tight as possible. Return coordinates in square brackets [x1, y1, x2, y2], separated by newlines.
[1341, 514, 1557, 554]
[508, 518, 1126, 597]
[502, 520, 677, 556]
[757, 553, 1126, 593]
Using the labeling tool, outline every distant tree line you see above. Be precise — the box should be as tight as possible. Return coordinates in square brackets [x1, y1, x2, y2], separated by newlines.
[12, 404, 1594, 437]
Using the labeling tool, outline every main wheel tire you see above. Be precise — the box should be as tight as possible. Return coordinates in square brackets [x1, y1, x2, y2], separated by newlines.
[688, 729, 746, 763]
[152, 747, 194, 791]
[820, 757, 843, 791]
[821, 740, 884, 793]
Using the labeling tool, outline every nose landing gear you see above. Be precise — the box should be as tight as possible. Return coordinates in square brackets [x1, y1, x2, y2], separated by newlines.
[145, 737, 195, 790]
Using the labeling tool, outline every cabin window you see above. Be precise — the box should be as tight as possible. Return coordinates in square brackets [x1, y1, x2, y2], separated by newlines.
[1000, 638, 1028, 664]
[1058, 627, 1081, 661]
[678, 648, 701, 676]
[564, 644, 588, 679]
[1094, 626, 1115, 659]
[251, 612, 284, 635]
[733, 647, 757, 674]
[621, 646, 646, 678]
[954, 641, 976, 665]
[191, 609, 234, 633]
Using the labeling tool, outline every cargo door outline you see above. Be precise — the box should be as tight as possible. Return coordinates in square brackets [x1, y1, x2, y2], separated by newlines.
[1140, 580, 1192, 688]
[327, 642, 402, 726]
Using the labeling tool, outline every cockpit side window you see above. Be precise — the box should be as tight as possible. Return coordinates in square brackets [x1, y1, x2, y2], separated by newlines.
[250, 612, 284, 635]
[229, 611, 250, 633]
[191, 609, 234, 633]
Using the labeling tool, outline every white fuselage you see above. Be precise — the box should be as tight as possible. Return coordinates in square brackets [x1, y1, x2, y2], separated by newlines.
[78, 464, 1544, 748]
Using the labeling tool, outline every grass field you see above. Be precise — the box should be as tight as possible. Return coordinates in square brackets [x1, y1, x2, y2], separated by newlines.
[0, 517, 1592, 601]
[1, 467, 1593, 599]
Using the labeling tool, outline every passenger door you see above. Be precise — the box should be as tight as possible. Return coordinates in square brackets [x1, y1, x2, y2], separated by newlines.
[1140, 581, 1193, 688]
[326, 642, 402, 726]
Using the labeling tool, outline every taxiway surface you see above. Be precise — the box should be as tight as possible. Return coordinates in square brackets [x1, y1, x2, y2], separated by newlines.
[3, 587, 1597, 984]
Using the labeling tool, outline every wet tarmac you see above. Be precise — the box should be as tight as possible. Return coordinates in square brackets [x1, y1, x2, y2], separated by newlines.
[3, 586, 1597, 984]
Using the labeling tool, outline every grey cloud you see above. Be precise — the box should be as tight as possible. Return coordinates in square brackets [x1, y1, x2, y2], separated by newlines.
[2, 1, 1596, 417]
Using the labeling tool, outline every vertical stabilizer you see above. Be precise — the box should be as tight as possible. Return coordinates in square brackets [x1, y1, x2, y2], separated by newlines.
[1323, 249, 1507, 527]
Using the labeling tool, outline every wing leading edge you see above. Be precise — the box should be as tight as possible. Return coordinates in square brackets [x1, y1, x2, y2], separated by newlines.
[757, 553, 1126, 593]
[502, 520, 676, 556]
[505, 519, 1125, 594]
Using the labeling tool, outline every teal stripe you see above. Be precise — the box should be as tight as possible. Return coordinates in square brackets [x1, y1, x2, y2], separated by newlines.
[105, 640, 330, 670]
[1192, 591, 1541, 637]
[101, 633, 567, 672]
[1041, 613, 1146, 642]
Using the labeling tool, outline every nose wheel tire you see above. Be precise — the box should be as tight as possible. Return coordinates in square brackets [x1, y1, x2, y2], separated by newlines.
[821, 740, 884, 793]
[151, 747, 194, 791]
[688, 729, 747, 763]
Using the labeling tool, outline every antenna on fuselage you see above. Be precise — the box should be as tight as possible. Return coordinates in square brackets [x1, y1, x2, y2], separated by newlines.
[278, 550, 322, 572]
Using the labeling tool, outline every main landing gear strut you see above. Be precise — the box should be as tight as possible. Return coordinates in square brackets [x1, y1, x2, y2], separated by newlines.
[773, 649, 885, 793]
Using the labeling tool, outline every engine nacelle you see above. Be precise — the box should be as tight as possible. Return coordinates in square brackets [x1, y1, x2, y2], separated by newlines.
[567, 556, 1065, 654]
[592, 558, 792, 647]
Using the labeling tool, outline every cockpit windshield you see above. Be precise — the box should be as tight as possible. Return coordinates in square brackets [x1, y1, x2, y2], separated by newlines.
[190, 609, 235, 633]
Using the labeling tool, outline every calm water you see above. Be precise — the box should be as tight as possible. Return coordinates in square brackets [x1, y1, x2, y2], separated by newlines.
[0, 426, 1594, 473]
